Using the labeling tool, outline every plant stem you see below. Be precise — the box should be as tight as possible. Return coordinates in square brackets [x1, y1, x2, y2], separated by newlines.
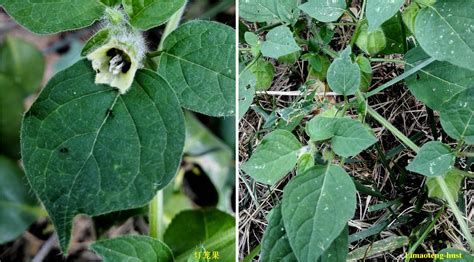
[149, 1, 188, 240]
[366, 105, 474, 251]
[149, 190, 164, 240]
[369, 58, 406, 64]
[366, 106, 419, 152]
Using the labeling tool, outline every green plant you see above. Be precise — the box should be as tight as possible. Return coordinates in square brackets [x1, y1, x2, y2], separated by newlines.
[239, 0, 473, 260]
[1, 0, 235, 260]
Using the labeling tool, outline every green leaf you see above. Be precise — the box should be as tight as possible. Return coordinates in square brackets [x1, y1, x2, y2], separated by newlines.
[21, 60, 185, 252]
[402, 2, 421, 34]
[299, 0, 346, 23]
[380, 12, 406, 55]
[426, 169, 464, 201]
[91, 235, 173, 262]
[244, 32, 259, 46]
[54, 41, 83, 73]
[1, 0, 105, 34]
[158, 21, 235, 117]
[164, 209, 235, 262]
[439, 89, 474, 144]
[81, 28, 110, 56]
[355, 22, 387, 56]
[0, 156, 39, 244]
[238, 69, 256, 120]
[327, 47, 361, 96]
[250, 59, 275, 91]
[0, 37, 44, 157]
[123, 0, 185, 30]
[406, 141, 455, 177]
[434, 248, 473, 261]
[366, 0, 404, 32]
[415, 0, 474, 70]
[356, 55, 373, 92]
[318, 226, 348, 262]
[241, 130, 302, 185]
[261, 26, 300, 59]
[405, 47, 474, 110]
[239, 0, 300, 25]
[306, 116, 377, 157]
[281, 165, 356, 261]
[260, 205, 296, 262]
[0, 36, 44, 94]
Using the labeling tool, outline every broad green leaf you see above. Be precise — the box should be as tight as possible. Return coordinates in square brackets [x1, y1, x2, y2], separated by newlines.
[299, 0, 346, 23]
[238, 69, 256, 120]
[0, 156, 39, 244]
[0, 37, 44, 158]
[305, 115, 337, 141]
[158, 21, 235, 117]
[0, 36, 44, 94]
[21, 60, 185, 251]
[434, 248, 473, 261]
[241, 130, 302, 185]
[318, 226, 348, 262]
[123, 0, 185, 30]
[239, 0, 300, 25]
[356, 55, 373, 92]
[261, 26, 300, 59]
[331, 118, 377, 158]
[406, 141, 455, 177]
[164, 209, 235, 262]
[183, 112, 233, 211]
[306, 116, 377, 157]
[402, 2, 421, 34]
[415, 0, 474, 70]
[366, 0, 404, 32]
[405, 47, 474, 110]
[380, 12, 406, 55]
[81, 28, 110, 56]
[250, 59, 275, 91]
[91, 235, 173, 262]
[426, 169, 464, 201]
[281, 165, 356, 261]
[260, 205, 296, 262]
[355, 22, 387, 56]
[1, 0, 105, 34]
[347, 236, 408, 260]
[440, 89, 474, 144]
[327, 47, 361, 96]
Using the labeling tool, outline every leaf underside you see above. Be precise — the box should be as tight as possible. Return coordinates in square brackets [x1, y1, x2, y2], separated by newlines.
[1, 0, 104, 34]
[123, 0, 186, 30]
[21, 60, 185, 251]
